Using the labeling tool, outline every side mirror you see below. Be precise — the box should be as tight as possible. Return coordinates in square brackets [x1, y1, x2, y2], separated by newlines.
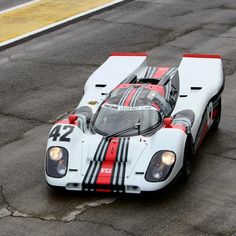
[69, 114, 78, 124]
[164, 117, 173, 128]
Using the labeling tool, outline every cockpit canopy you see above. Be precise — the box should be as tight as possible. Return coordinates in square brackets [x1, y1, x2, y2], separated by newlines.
[92, 84, 172, 136]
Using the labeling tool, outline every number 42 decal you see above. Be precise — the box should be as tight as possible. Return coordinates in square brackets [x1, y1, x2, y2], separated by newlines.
[49, 125, 74, 142]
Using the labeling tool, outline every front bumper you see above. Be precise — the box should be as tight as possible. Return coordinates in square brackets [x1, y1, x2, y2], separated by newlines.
[45, 163, 182, 194]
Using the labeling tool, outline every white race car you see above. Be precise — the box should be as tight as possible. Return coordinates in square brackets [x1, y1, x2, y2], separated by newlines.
[45, 53, 224, 193]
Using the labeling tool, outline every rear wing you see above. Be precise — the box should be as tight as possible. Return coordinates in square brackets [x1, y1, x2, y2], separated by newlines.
[178, 54, 224, 97]
[79, 52, 148, 108]
[84, 52, 147, 92]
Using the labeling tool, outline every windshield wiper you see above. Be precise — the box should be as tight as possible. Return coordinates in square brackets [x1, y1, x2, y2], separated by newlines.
[105, 121, 141, 140]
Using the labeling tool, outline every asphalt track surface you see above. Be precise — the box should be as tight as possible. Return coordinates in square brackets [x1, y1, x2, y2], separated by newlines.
[0, 0, 32, 11]
[0, 0, 236, 235]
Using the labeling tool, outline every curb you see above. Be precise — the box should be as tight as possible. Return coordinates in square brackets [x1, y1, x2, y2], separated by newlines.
[0, 0, 131, 51]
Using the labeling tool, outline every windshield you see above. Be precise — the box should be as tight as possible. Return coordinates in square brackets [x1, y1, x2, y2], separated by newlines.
[93, 104, 162, 136]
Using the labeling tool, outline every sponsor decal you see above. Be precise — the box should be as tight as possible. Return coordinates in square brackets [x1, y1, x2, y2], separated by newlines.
[102, 103, 156, 111]
[88, 100, 98, 105]
[101, 168, 112, 174]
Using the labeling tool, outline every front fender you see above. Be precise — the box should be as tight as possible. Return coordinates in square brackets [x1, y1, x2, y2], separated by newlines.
[45, 124, 85, 178]
[126, 128, 187, 191]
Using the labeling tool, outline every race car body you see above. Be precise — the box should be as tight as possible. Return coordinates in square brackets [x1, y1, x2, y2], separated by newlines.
[45, 53, 224, 193]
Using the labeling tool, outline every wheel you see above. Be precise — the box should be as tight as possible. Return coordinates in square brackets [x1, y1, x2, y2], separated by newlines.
[211, 98, 221, 130]
[181, 135, 193, 182]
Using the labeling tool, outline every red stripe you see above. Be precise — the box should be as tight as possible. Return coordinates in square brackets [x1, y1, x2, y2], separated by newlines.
[164, 123, 186, 133]
[96, 189, 111, 193]
[146, 85, 165, 96]
[96, 138, 119, 186]
[153, 67, 170, 79]
[123, 88, 137, 106]
[56, 119, 79, 126]
[183, 54, 221, 59]
[111, 52, 148, 57]
[212, 108, 218, 119]
[151, 102, 160, 110]
[116, 84, 132, 89]
[199, 123, 208, 146]
[171, 124, 186, 133]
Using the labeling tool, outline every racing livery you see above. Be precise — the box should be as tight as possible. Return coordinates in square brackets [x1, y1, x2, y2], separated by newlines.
[45, 52, 224, 193]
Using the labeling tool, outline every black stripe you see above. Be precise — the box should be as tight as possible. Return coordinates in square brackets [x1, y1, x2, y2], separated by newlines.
[125, 138, 130, 162]
[165, 67, 176, 79]
[194, 109, 208, 151]
[111, 163, 117, 188]
[131, 85, 145, 106]
[144, 67, 150, 78]
[121, 87, 134, 106]
[90, 161, 102, 186]
[87, 162, 99, 185]
[130, 89, 139, 106]
[83, 184, 124, 191]
[99, 139, 110, 161]
[94, 162, 103, 186]
[121, 163, 126, 186]
[213, 97, 220, 108]
[116, 163, 121, 185]
[120, 138, 125, 162]
[117, 138, 123, 162]
[82, 161, 93, 185]
[94, 138, 105, 161]
[146, 67, 151, 77]
[119, 86, 133, 106]
[149, 67, 156, 78]
[112, 162, 119, 185]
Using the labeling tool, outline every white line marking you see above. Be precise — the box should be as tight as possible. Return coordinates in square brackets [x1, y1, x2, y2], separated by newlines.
[0, 0, 40, 15]
[0, 0, 125, 48]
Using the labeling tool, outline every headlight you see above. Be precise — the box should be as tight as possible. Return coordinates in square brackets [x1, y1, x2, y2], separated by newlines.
[46, 147, 68, 178]
[49, 147, 63, 161]
[145, 151, 176, 182]
[161, 151, 175, 166]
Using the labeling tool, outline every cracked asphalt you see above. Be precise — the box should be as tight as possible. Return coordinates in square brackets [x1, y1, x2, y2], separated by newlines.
[0, 0, 236, 235]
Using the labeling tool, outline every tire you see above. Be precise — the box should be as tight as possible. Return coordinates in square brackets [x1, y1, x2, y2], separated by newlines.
[211, 98, 221, 130]
[181, 135, 193, 182]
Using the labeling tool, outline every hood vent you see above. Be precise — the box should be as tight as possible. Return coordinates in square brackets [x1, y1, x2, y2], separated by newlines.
[95, 84, 107, 88]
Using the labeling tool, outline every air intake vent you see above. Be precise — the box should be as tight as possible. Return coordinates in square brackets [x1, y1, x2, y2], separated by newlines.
[95, 84, 107, 88]
[191, 87, 202, 90]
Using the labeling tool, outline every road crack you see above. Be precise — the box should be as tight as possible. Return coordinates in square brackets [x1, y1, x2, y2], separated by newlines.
[203, 152, 236, 161]
[0, 111, 52, 125]
[0, 187, 129, 234]
[89, 18, 171, 32]
[77, 218, 135, 236]
[146, 27, 202, 51]
[0, 186, 112, 222]
[0, 188, 131, 234]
